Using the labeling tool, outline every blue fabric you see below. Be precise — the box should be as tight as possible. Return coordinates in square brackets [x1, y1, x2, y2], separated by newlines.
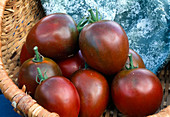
[0, 94, 21, 117]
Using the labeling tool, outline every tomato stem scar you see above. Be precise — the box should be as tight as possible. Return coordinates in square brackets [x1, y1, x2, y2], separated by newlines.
[36, 67, 48, 84]
[32, 46, 43, 62]
[125, 54, 138, 70]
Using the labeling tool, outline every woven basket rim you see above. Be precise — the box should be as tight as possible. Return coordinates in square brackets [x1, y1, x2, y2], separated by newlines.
[0, 0, 60, 116]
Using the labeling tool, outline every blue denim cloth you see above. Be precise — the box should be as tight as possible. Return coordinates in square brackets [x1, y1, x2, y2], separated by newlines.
[0, 94, 21, 117]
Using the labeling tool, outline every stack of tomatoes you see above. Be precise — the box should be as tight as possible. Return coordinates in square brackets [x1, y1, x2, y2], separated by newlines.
[18, 9, 163, 117]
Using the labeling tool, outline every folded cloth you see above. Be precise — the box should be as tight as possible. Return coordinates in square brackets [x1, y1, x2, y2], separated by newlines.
[0, 94, 21, 117]
[41, 0, 169, 74]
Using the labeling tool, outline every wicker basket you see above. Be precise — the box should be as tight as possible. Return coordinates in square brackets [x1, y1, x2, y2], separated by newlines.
[0, 0, 169, 117]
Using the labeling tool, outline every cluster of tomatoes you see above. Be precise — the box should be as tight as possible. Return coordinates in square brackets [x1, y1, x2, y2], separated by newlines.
[18, 9, 163, 117]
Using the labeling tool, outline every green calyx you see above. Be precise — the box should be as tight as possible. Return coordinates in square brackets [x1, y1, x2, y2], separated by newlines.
[36, 67, 48, 84]
[88, 8, 102, 23]
[85, 62, 89, 69]
[77, 16, 89, 32]
[77, 8, 102, 32]
[125, 54, 138, 70]
[32, 46, 43, 63]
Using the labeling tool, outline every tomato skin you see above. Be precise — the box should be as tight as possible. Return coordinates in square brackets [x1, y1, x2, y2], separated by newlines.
[34, 76, 80, 117]
[70, 69, 109, 117]
[18, 58, 62, 97]
[124, 49, 145, 69]
[20, 43, 33, 65]
[26, 13, 79, 61]
[111, 68, 163, 117]
[58, 50, 85, 78]
[79, 20, 129, 75]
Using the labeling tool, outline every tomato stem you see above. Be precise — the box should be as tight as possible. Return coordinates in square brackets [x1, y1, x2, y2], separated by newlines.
[125, 54, 138, 70]
[77, 8, 102, 33]
[34, 46, 40, 60]
[77, 17, 86, 27]
[77, 17, 89, 32]
[88, 9, 97, 22]
[36, 67, 48, 84]
[96, 8, 99, 21]
[88, 8, 102, 23]
[32, 46, 43, 63]
[85, 62, 89, 69]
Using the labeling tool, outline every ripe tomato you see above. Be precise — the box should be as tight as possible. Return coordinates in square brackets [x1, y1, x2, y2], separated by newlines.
[70, 69, 109, 117]
[79, 20, 129, 75]
[57, 50, 85, 78]
[123, 49, 145, 70]
[111, 68, 163, 117]
[18, 46, 62, 97]
[20, 43, 33, 65]
[26, 13, 79, 61]
[35, 75, 80, 117]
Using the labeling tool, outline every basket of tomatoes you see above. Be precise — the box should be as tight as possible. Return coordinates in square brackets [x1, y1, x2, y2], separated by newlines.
[0, 0, 169, 117]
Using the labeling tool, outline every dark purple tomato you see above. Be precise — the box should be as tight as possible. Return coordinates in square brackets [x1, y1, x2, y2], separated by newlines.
[26, 13, 79, 61]
[18, 57, 62, 97]
[111, 68, 163, 117]
[20, 43, 33, 65]
[123, 49, 145, 70]
[58, 50, 85, 78]
[70, 69, 109, 117]
[79, 20, 129, 75]
[35, 76, 80, 117]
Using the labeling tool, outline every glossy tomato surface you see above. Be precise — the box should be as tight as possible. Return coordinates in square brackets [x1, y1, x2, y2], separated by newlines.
[58, 50, 85, 78]
[79, 20, 129, 75]
[123, 49, 145, 69]
[26, 13, 79, 61]
[111, 68, 163, 117]
[70, 69, 109, 117]
[35, 76, 80, 117]
[18, 57, 62, 97]
[20, 43, 33, 65]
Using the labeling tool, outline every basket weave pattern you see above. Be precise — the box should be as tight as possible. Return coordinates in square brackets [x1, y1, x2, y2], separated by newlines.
[0, 0, 169, 117]
[0, 0, 59, 116]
